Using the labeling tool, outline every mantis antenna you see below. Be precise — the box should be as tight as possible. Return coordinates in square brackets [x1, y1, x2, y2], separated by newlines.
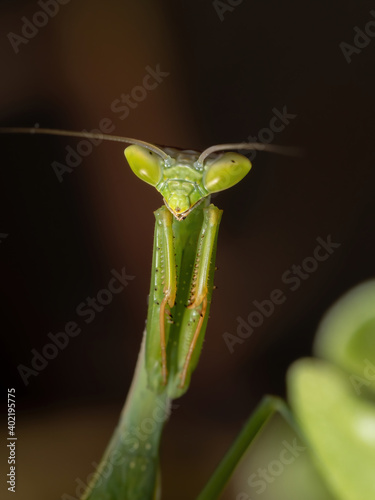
[0, 126, 171, 161]
[0, 127, 302, 168]
[197, 142, 302, 168]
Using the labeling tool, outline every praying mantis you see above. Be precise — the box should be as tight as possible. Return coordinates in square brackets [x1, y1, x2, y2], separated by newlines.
[1, 126, 295, 499]
[4, 127, 373, 500]
[1, 126, 294, 401]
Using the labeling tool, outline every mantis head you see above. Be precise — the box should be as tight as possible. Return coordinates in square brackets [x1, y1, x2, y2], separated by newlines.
[0, 127, 298, 221]
[124, 144, 252, 220]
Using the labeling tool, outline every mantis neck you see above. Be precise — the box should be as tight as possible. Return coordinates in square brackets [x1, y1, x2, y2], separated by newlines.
[81, 333, 170, 500]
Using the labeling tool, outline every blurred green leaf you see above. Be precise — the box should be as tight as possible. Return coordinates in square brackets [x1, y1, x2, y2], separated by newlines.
[288, 281, 375, 500]
[314, 280, 375, 384]
[288, 358, 375, 500]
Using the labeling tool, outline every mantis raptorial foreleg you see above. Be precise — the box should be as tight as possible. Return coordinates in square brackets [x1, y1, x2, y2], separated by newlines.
[145, 206, 177, 390]
[156, 207, 177, 384]
[145, 203, 222, 397]
[179, 204, 222, 388]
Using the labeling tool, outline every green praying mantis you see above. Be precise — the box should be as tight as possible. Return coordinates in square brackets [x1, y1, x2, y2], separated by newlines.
[1, 126, 294, 401]
[1, 126, 296, 499]
[3, 126, 374, 500]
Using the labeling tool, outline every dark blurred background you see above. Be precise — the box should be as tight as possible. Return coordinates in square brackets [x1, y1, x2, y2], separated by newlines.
[0, 1, 374, 499]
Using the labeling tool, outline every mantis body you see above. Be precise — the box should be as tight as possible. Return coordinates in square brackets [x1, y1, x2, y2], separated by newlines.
[1, 126, 299, 499]
[1, 127, 292, 400]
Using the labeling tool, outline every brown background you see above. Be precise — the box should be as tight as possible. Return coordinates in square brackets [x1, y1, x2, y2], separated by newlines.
[1, 1, 375, 499]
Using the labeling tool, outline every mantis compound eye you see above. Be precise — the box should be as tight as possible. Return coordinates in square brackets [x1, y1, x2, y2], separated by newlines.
[203, 152, 252, 194]
[125, 145, 163, 187]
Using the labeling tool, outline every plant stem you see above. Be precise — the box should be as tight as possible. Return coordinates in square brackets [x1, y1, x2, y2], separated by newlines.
[196, 396, 294, 500]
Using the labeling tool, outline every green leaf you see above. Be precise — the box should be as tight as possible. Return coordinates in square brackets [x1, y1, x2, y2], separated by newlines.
[314, 280, 375, 386]
[288, 358, 375, 500]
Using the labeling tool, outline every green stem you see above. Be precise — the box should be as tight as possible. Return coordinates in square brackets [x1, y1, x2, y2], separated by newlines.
[196, 396, 294, 500]
[81, 332, 170, 500]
